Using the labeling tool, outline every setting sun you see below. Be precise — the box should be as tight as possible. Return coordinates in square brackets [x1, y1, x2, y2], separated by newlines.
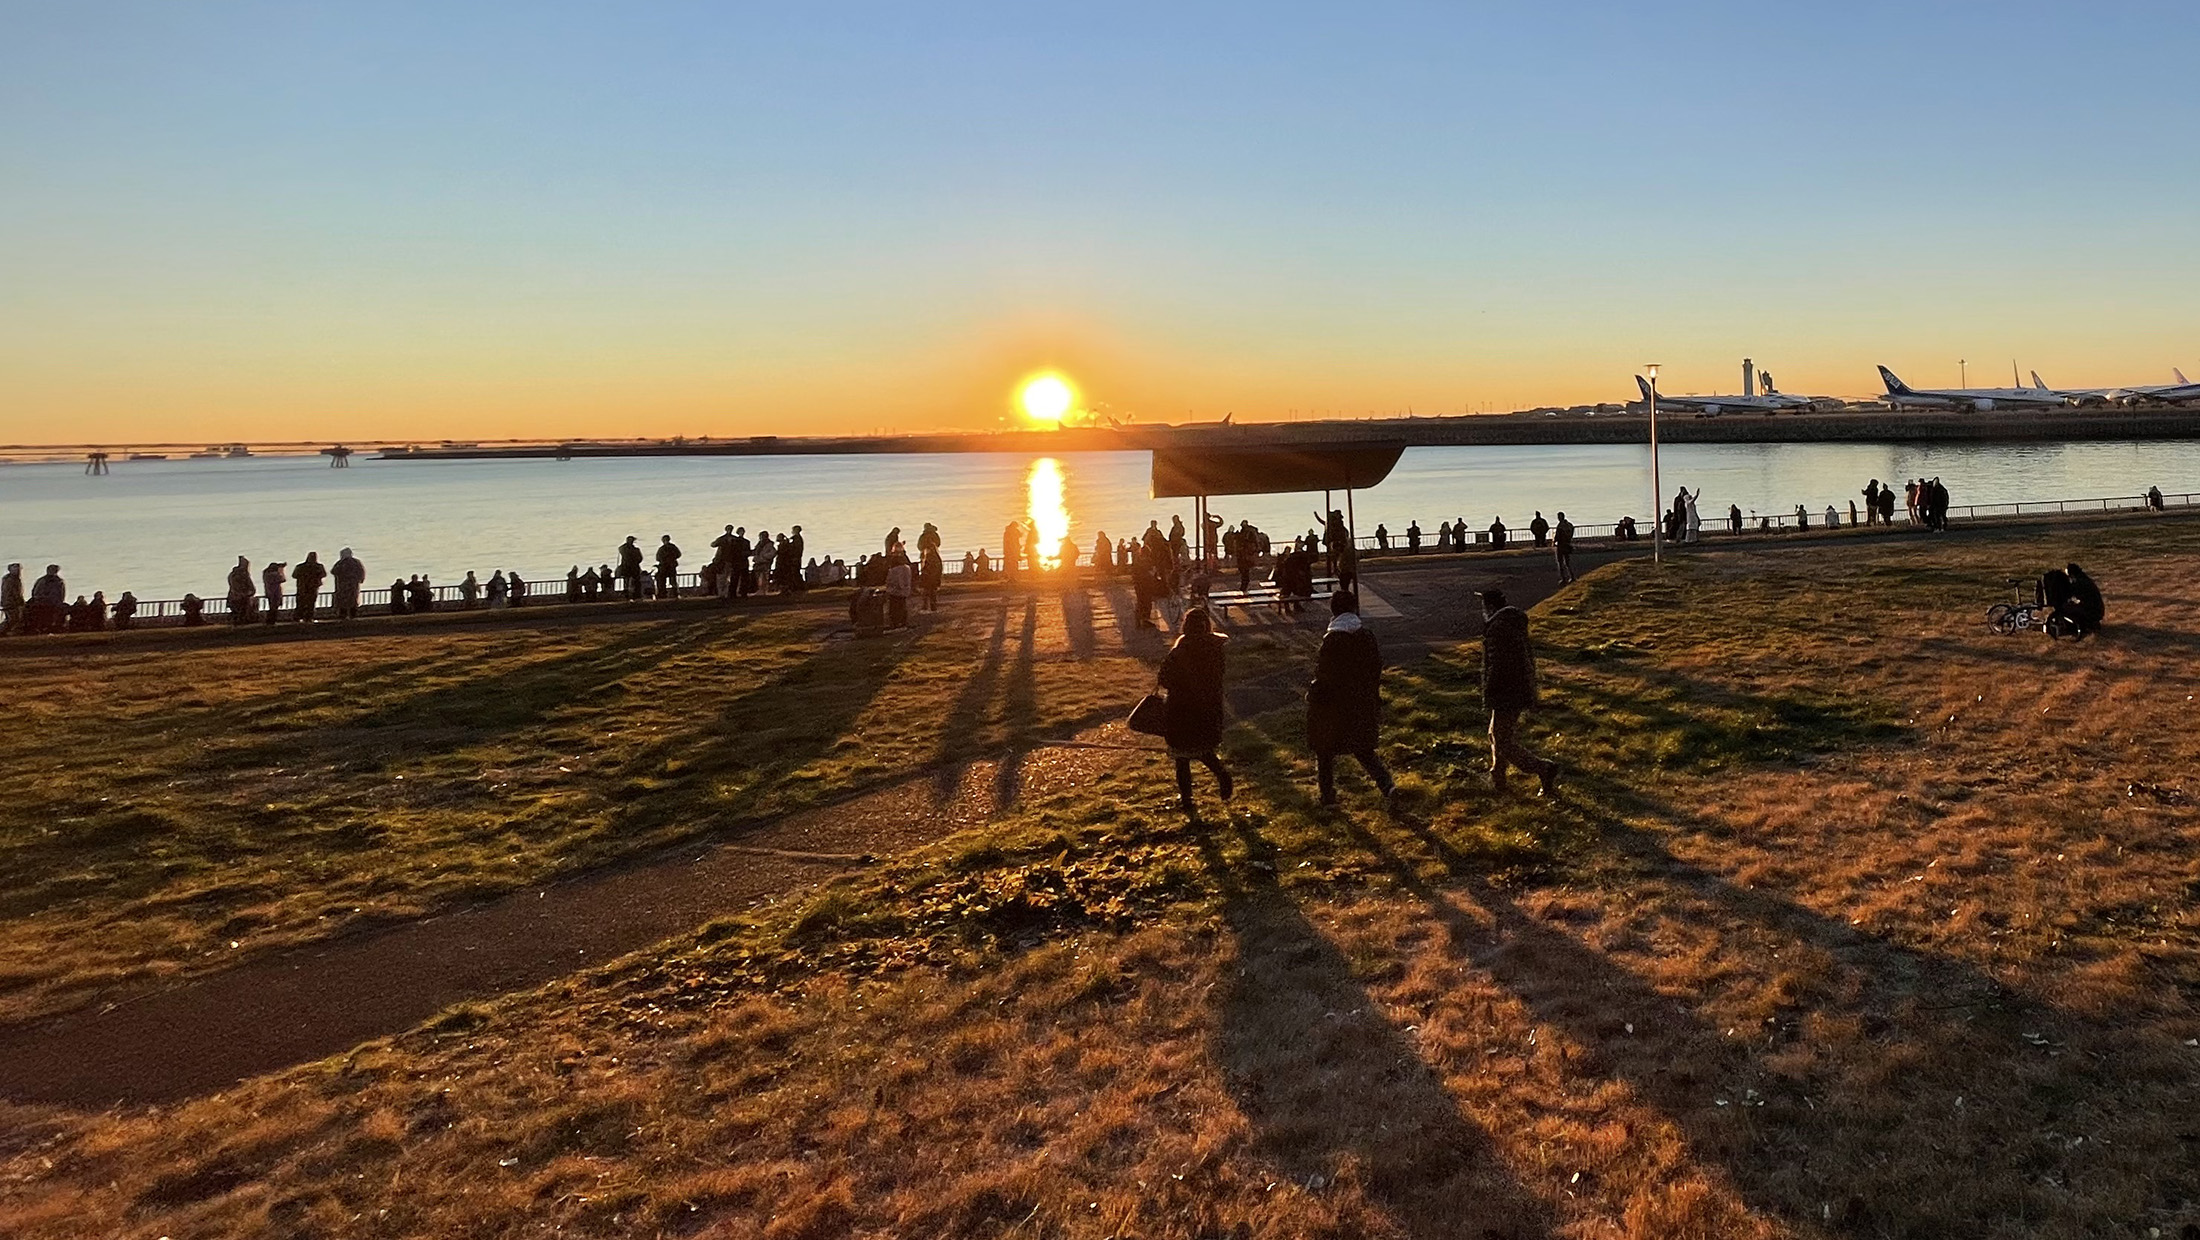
[1018, 373, 1075, 424]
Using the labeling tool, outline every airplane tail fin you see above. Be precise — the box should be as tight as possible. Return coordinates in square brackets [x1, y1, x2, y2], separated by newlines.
[1636, 375, 1655, 401]
[2031, 370, 2049, 391]
[1761, 371, 1779, 395]
[1877, 365, 1911, 395]
[2178, 368, 2191, 385]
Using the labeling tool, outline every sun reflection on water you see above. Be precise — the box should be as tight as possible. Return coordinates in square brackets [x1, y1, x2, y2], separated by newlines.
[1027, 457, 1072, 568]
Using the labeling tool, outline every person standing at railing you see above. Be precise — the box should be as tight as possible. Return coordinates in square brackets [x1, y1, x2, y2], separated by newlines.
[2147, 486, 2166, 512]
[227, 557, 255, 625]
[1406, 521, 1421, 554]
[389, 576, 410, 615]
[566, 567, 583, 603]
[1876, 486, 1896, 526]
[459, 570, 481, 609]
[1553, 513, 1576, 584]
[1529, 512, 1549, 548]
[181, 594, 205, 627]
[409, 576, 437, 612]
[507, 573, 526, 608]
[24, 567, 62, 634]
[112, 592, 138, 631]
[1375, 523, 1390, 553]
[1093, 531, 1114, 578]
[0, 563, 22, 636]
[260, 560, 287, 627]
[1437, 520, 1453, 552]
[332, 549, 365, 620]
[615, 536, 644, 600]
[1728, 503, 1743, 533]
[654, 535, 682, 599]
[1862, 480, 1882, 526]
[1000, 520, 1023, 583]
[292, 552, 327, 622]
[1487, 516, 1507, 550]
[1202, 510, 1224, 569]
[1232, 521, 1261, 593]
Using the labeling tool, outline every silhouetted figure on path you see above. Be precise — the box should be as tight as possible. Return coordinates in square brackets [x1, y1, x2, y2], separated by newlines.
[1478, 587, 1558, 797]
[459, 571, 481, 608]
[485, 571, 508, 608]
[1529, 512, 1550, 548]
[1, 564, 23, 636]
[227, 557, 255, 625]
[1406, 521, 1422, 554]
[72, 594, 103, 632]
[181, 594, 205, 626]
[1487, 516, 1507, 550]
[260, 561, 287, 626]
[1374, 523, 1390, 552]
[332, 548, 365, 619]
[1307, 590, 1394, 806]
[388, 577, 410, 615]
[616, 537, 644, 600]
[2146, 485, 2165, 512]
[1159, 605, 1233, 822]
[292, 552, 326, 622]
[407, 576, 435, 613]
[1094, 531, 1114, 578]
[1132, 541, 1164, 631]
[507, 573, 527, 607]
[112, 591, 138, 630]
[567, 566, 582, 602]
[1728, 504, 1743, 533]
[1553, 512, 1576, 584]
[1274, 544, 1315, 614]
[1232, 521, 1260, 592]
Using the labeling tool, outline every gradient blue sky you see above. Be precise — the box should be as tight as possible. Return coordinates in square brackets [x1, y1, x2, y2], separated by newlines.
[4, 1, 2196, 441]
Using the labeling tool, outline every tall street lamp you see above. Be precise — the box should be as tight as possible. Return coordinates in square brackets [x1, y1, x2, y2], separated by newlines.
[1645, 363, 1662, 564]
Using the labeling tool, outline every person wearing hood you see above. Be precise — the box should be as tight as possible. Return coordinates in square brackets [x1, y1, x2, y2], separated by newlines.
[332, 548, 366, 620]
[292, 551, 327, 622]
[226, 556, 256, 625]
[2060, 562, 2105, 638]
[260, 560, 288, 626]
[1478, 587, 1559, 796]
[1307, 590, 1395, 806]
[1159, 606, 1233, 821]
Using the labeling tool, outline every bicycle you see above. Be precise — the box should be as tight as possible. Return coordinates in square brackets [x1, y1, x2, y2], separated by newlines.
[1985, 578, 2042, 635]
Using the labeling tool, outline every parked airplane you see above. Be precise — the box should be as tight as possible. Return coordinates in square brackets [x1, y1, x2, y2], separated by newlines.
[2103, 369, 2200, 407]
[1634, 373, 1819, 415]
[1876, 366, 2068, 412]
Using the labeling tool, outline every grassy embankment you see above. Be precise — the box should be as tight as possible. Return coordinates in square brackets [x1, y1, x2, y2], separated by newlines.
[5, 521, 2200, 1238]
[0, 592, 1174, 1025]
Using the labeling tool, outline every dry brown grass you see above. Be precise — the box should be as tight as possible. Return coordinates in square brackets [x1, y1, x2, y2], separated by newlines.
[3, 519, 2198, 1238]
[0, 592, 1155, 1024]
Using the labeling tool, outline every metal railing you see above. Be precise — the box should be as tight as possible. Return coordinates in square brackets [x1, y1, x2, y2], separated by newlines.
[14, 490, 2195, 633]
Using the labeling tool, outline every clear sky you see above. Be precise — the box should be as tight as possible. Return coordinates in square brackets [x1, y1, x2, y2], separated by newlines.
[4, 1, 2197, 443]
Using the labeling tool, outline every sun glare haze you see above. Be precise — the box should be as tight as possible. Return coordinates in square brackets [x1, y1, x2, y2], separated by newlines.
[1019, 375, 1075, 426]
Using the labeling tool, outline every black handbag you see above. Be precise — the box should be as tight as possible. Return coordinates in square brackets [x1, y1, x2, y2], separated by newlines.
[1127, 691, 1169, 736]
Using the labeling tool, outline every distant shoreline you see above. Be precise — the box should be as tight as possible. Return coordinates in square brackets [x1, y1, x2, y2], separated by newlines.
[6, 405, 2199, 465]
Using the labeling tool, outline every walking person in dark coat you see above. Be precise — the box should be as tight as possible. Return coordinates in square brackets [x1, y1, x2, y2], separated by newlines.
[1159, 606, 1234, 821]
[1307, 590, 1395, 805]
[292, 551, 327, 622]
[617, 536, 645, 599]
[918, 545, 943, 612]
[1477, 588, 1559, 796]
[1553, 512, 1577, 584]
[27, 565, 65, 635]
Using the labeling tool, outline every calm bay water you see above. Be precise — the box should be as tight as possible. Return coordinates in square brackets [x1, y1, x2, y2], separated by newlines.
[3, 440, 2195, 601]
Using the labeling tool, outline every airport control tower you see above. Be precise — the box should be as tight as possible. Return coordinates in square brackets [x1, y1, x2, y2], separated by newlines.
[1743, 358, 1755, 397]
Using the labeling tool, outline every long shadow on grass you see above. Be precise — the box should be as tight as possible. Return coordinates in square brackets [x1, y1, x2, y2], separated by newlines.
[1314, 659, 2200, 1236]
[1194, 813, 1556, 1240]
[210, 619, 729, 771]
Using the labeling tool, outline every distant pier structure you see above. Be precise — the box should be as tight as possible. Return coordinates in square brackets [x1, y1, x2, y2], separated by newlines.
[85, 451, 110, 475]
[324, 445, 354, 468]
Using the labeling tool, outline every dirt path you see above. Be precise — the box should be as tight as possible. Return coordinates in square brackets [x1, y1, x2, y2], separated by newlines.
[0, 742, 1126, 1108]
[0, 559, 1584, 1110]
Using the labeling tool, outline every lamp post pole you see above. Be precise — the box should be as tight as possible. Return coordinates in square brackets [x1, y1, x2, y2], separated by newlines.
[1646, 364, 1662, 564]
